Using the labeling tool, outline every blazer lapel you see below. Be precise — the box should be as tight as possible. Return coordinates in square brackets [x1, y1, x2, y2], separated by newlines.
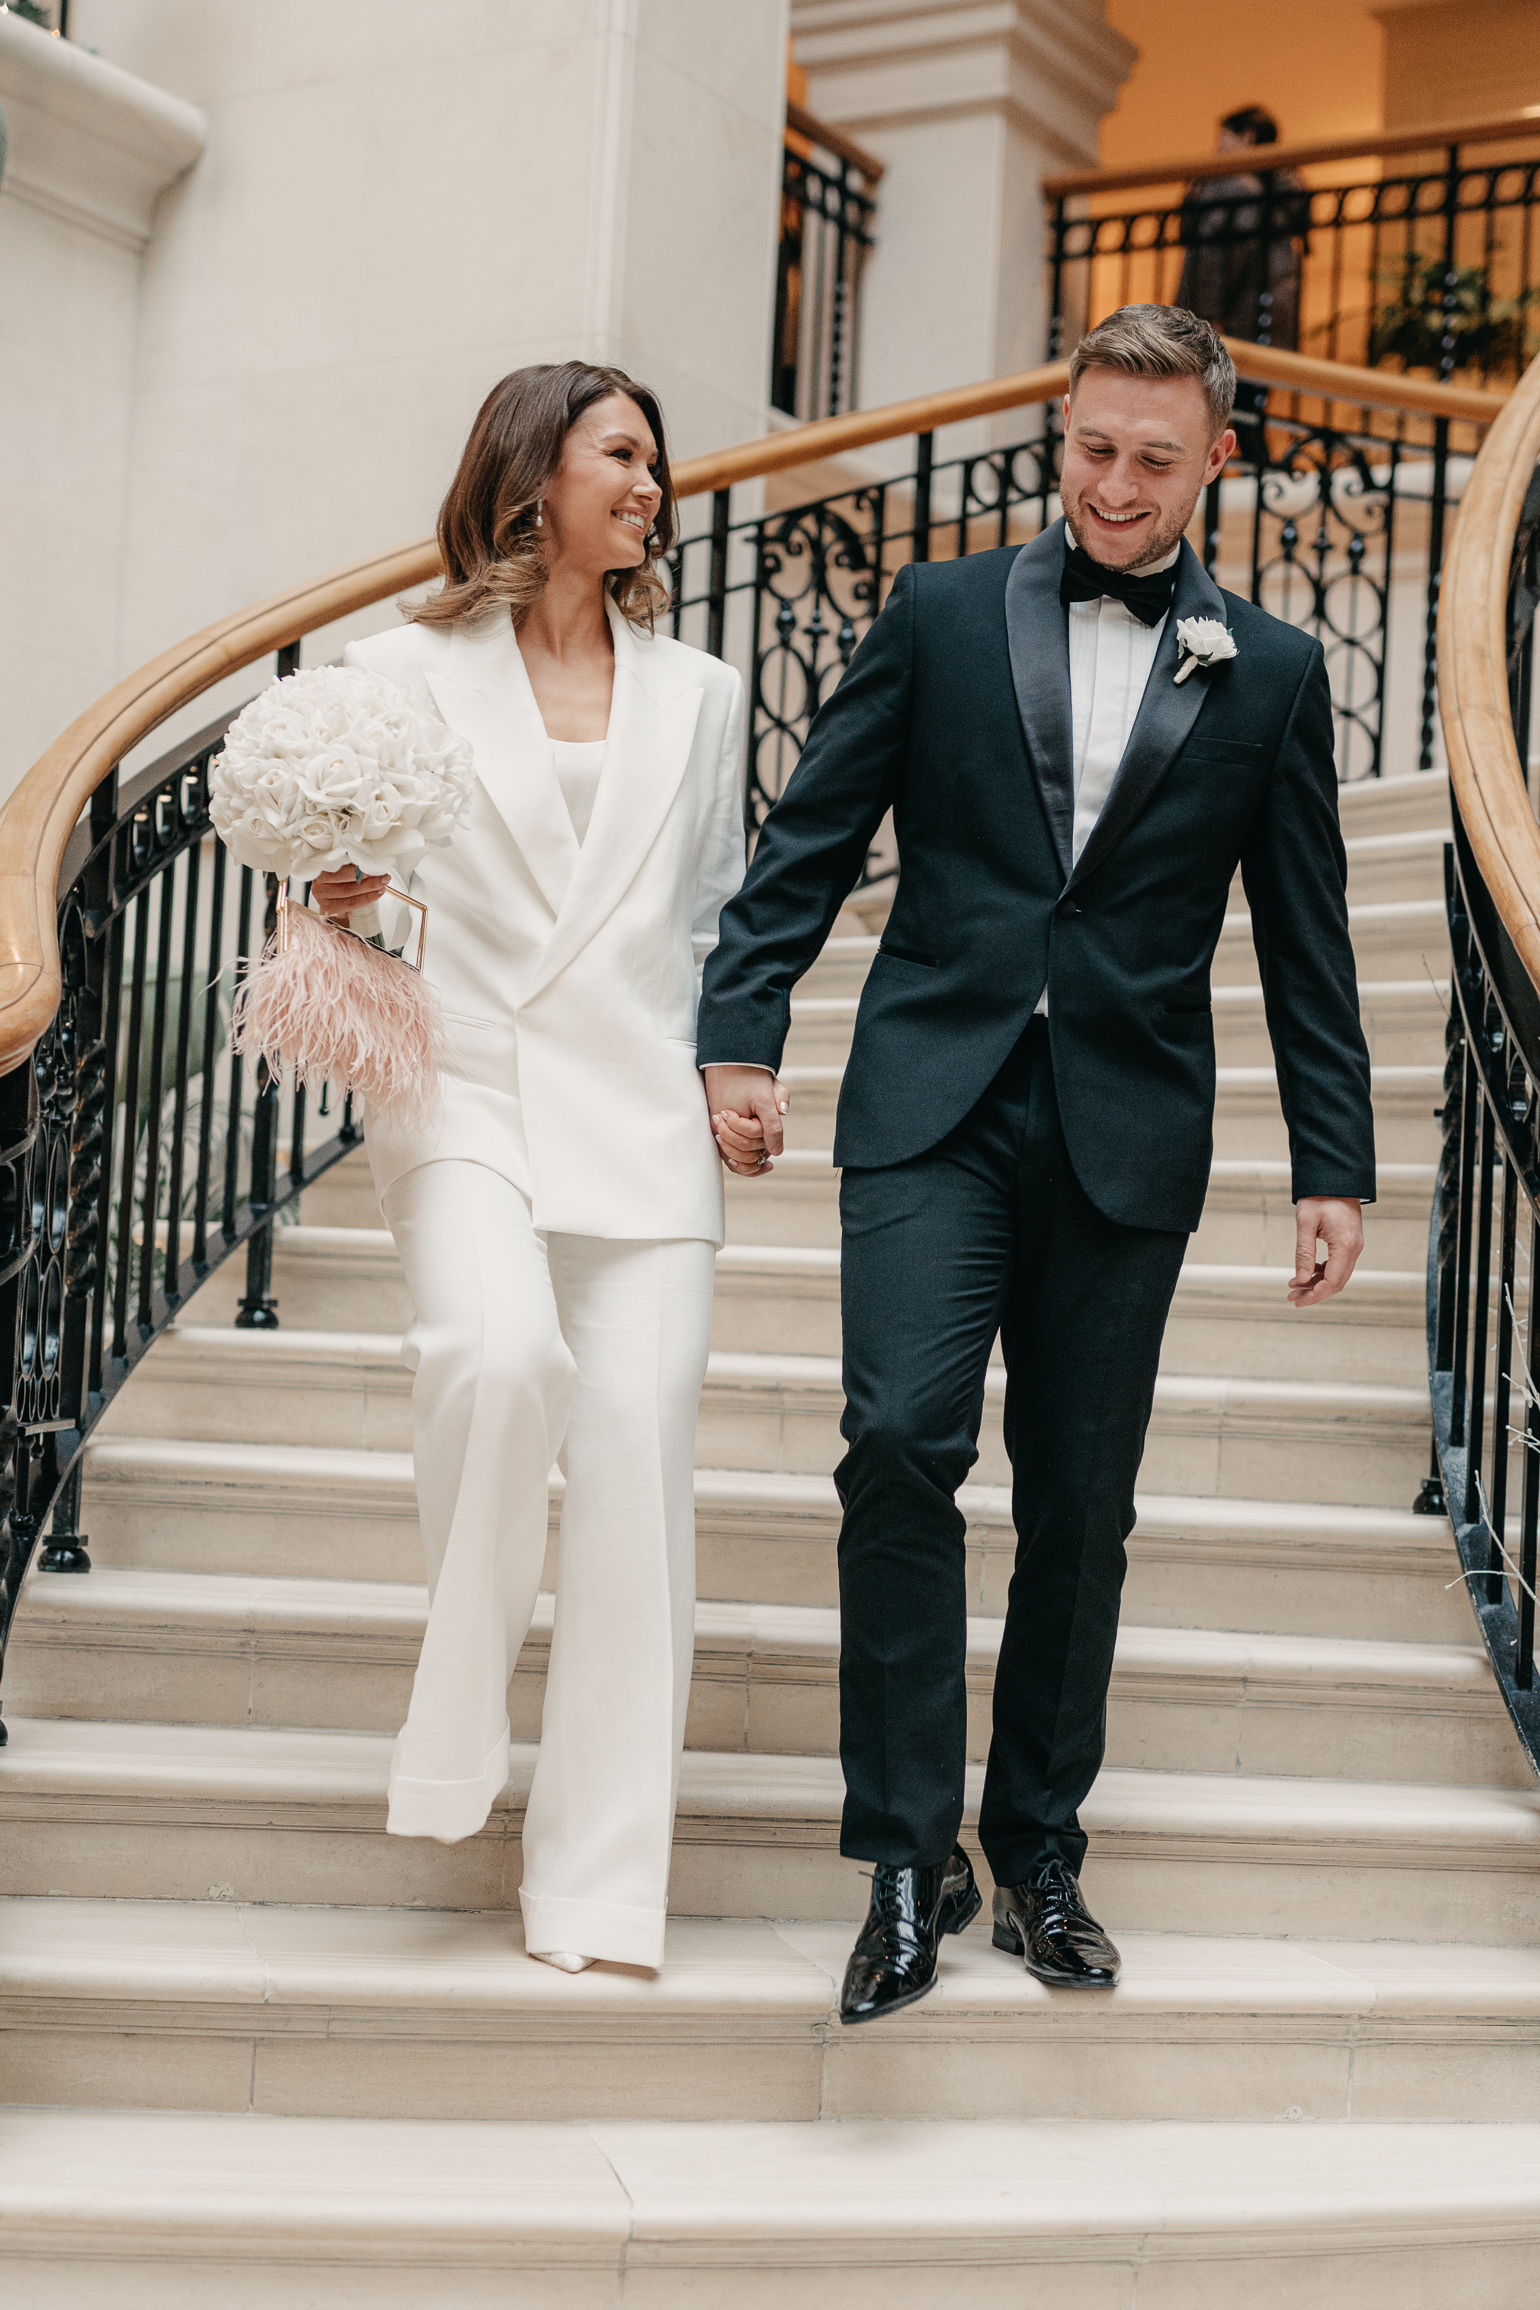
[422, 614, 579, 918]
[1004, 518, 1075, 882]
[528, 604, 703, 998]
[1065, 539, 1228, 893]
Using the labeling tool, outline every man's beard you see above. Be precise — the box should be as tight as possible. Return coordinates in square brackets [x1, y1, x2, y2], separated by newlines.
[1063, 493, 1199, 571]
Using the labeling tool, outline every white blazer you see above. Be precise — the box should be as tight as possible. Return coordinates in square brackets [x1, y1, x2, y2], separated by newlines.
[343, 602, 746, 1244]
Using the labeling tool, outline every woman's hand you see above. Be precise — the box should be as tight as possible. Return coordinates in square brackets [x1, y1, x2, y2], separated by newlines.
[310, 867, 392, 920]
[703, 1065, 788, 1176]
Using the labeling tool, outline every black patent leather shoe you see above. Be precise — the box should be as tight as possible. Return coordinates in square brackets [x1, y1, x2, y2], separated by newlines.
[992, 1857, 1120, 1988]
[838, 1843, 982, 2024]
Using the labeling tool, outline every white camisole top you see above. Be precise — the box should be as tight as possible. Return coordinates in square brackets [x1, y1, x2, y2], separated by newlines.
[551, 738, 606, 846]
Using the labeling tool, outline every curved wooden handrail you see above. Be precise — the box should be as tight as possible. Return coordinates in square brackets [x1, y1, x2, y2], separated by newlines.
[785, 98, 884, 184]
[1046, 105, 1540, 201]
[0, 343, 1510, 1076]
[1438, 351, 1540, 996]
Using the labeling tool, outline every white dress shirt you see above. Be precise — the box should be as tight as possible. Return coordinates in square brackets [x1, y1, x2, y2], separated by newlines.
[1034, 537, 1179, 1014]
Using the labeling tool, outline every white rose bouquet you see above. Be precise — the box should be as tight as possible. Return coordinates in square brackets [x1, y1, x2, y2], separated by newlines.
[210, 665, 475, 1120]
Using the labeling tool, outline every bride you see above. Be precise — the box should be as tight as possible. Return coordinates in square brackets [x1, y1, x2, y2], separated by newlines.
[312, 361, 751, 1973]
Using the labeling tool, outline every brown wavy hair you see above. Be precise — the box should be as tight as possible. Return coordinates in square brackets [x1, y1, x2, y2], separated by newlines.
[408, 361, 676, 632]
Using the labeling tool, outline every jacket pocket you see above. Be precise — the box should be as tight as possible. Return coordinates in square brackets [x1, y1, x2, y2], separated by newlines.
[877, 939, 939, 969]
[1183, 739, 1264, 763]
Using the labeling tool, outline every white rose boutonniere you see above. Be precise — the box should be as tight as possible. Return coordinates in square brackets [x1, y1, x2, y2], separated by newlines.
[1173, 616, 1239, 685]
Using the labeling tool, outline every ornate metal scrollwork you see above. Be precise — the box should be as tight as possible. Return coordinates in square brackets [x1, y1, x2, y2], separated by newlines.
[0, 697, 363, 1736]
[1253, 424, 1397, 781]
[751, 496, 878, 825]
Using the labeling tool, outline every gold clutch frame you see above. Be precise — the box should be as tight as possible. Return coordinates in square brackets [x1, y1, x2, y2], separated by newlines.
[275, 877, 430, 972]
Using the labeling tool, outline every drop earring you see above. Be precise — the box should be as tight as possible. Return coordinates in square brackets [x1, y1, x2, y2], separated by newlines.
[534, 499, 544, 528]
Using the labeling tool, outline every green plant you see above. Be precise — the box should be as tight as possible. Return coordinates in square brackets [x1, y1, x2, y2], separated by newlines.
[1369, 252, 1540, 383]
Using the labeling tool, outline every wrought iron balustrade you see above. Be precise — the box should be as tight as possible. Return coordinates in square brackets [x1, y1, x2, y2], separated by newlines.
[773, 100, 879, 423]
[1048, 112, 1540, 389]
[0, 652, 360, 1741]
[667, 363, 1493, 882]
[1428, 355, 1540, 1776]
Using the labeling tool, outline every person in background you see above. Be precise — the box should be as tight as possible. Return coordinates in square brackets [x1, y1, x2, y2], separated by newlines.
[1177, 104, 1309, 456]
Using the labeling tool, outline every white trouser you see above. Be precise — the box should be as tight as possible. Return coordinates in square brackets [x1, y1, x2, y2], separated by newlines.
[379, 1158, 715, 1968]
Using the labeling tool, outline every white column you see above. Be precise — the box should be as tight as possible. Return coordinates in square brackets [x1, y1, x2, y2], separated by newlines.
[20, 0, 789, 776]
[790, 0, 1135, 408]
[0, 16, 202, 793]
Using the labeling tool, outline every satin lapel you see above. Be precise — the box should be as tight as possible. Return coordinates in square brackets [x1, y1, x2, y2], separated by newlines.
[1064, 540, 1229, 893]
[422, 615, 579, 917]
[527, 605, 703, 998]
[1004, 519, 1075, 883]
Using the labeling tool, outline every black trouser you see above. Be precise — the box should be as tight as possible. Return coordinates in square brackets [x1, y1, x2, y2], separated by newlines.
[834, 1017, 1188, 1883]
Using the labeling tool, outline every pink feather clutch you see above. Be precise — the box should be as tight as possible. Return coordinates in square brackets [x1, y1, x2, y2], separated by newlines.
[232, 882, 445, 1128]
[210, 665, 476, 1122]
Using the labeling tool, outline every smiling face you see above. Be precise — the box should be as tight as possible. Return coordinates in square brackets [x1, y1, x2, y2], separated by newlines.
[540, 391, 663, 577]
[1058, 369, 1235, 572]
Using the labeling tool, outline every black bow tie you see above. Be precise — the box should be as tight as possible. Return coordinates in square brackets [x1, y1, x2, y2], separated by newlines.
[1059, 543, 1178, 627]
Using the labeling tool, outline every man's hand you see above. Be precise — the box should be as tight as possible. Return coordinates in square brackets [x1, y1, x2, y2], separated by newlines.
[1289, 1197, 1364, 1307]
[703, 1064, 789, 1177]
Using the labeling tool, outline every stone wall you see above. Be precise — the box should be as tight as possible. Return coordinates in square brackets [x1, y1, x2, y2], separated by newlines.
[0, 0, 791, 790]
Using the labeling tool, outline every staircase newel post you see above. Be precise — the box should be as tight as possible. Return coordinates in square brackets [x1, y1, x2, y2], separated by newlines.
[0, 1049, 41, 1744]
[235, 873, 282, 1331]
[705, 489, 731, 662]
[1048, 193, 1067, 363]
[1420, 415, 1451, 772]
[913, 431, 934, 564]
[235, 644, 300, 1333]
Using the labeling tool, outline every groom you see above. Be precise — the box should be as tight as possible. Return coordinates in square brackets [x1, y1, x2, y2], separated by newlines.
[699, 305, 1374, 2023]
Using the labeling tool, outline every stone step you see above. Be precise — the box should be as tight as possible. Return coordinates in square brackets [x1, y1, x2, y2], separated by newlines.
[1216, 895, 1447, 988]
[714, 1254, 1428, 1381]
[76, 1439, 1472, 1641]
[776, 1063, 1442, 1164]
[1193, 1158, 1434, 1270]
[295, 1152, 379, 1231]
[100, 1328, 1433, 1507]
[725, 1154, 1436, 1267]
[782, 979, 1447, 1070]
[1342, 823, 1448, 904]
[3, 2105, 1536, 2310]
[208, 1147, 1440, 1292]
[1337, 767, 1449, 839]
[200, 1233, 1426, 1381]
[1158, 1263, 1424, 1384]
[220, 1165, 1439, 1304]
[11, 1566, 1513, 1787]
[5, 1896, 1539, 2128]
[3, 1716, 1537, 1939]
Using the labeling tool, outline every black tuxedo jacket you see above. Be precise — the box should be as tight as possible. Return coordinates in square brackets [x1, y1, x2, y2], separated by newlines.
[697, 520, 1375, 1233]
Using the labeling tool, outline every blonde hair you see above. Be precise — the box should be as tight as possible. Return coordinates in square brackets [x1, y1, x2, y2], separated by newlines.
[1069, 305, 1238, 435]
[409, 360, 676, 633]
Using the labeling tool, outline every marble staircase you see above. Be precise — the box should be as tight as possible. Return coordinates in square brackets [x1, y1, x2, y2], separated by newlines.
[5, 769, 1540, 2305]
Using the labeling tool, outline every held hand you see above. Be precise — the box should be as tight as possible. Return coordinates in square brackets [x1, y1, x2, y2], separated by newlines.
[703, 1064, 789, 1177]
[310, 866, 392, 921]
[1289, 1196, 1364, 1307]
